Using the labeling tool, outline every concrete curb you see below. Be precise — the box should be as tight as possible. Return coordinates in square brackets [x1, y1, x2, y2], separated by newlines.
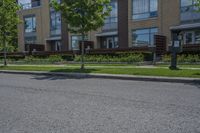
[0, 70, 200, 83]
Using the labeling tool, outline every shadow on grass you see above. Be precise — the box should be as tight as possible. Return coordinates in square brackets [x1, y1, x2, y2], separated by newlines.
[193, 73, 200, 76]
[0, 66, 7, 68]
[31, 68, 98, 81]
[169, 67, 182, 71]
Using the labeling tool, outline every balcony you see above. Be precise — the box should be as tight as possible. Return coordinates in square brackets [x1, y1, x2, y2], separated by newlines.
[19, 1, 41, 10]
[50, 29, 61, 36]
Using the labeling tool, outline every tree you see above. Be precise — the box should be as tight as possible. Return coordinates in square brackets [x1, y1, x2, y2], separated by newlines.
[195, 0, 200, 8]
[51, 0, 111, 70]
[0, 0, 20, 66]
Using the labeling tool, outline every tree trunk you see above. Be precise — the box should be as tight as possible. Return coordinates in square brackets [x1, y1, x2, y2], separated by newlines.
[80, 33, 85, 70]
[3, 36, 7, 66]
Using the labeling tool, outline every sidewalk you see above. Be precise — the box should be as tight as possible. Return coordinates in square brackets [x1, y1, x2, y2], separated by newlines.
[7, 64, 200, 70]
[0, 70, 199, 83]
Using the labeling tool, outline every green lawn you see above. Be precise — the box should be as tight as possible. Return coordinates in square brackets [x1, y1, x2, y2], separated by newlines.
[0, 65, 200, 78]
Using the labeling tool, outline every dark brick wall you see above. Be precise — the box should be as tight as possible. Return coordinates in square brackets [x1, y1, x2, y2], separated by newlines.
[61, 19, 69, 51]
[118, 0, 129, 48]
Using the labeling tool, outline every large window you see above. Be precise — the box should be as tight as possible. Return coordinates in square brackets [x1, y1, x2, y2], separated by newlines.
[18, 0, 40, 9]
[132, 28, 158, 46]
[103, 0, 118, 30]
[181, 0, 200, 23]
[71, 35, 88, 50]
[24, 16, 36, 33]
[132, 0, 158, 20]
[184, 30, 200, 44]
[50, 11, 61, 36]
[50, 0, 61, 36]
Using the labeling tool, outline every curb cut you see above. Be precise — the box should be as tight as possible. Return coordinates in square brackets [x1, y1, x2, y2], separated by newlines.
[0, 70, 200, 83]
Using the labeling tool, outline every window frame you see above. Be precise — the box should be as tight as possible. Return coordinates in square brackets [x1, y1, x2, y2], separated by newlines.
[183, 30, 200, 44]
[24, 15, 36, 33]
[132, 27, 158, 46]
[132, 0, 158, 20]
[71, 35, 88, 50]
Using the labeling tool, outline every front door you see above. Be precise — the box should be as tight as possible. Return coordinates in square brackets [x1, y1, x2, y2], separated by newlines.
[55, 41, 61, 51]
[107, 37, 114, 49]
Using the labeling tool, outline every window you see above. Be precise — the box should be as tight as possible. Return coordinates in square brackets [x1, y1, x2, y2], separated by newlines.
[50, 0, 61, 36]
[132, 28, 158, 46]
[50, 11, 61, 36]
[183, 30, 200, 44]
[184, 32, 194, 44]
[71, 35, 88, 50]
[195, 31, 200, 43]
[132, 0, 158, 20]
[181, 0, 200, 22]
[18, 0, 40, 9]
[24, 16, 36, 33]
[103, 0, 118, 30]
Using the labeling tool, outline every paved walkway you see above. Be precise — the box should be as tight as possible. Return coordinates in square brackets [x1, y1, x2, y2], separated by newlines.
[6, 64, 200, 70]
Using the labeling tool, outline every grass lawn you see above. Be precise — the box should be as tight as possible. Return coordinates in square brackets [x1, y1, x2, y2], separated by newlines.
[0, 65, 200, 78]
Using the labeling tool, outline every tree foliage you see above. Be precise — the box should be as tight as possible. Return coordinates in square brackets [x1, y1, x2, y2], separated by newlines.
[51, 0, 112, 34]
[0, 0, 20, 52]
[195, 0, 200, 10]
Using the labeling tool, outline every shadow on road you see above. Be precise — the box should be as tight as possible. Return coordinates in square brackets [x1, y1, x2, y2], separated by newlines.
[186, 81, 200, 89]
[31, 68, 98, 80]
[31, 75, 84, 80]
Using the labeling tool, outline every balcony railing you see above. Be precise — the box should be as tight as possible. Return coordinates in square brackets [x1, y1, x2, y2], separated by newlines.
[50, 29, 61, 36]
[102, 22, 118, 31]
[19, 1, 41, 10]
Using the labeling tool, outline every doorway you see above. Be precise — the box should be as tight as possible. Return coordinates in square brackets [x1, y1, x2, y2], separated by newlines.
[107, 37, 114, 48]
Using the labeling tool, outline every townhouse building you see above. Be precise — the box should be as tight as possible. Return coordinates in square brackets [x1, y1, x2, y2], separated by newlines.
[17, 0, 200, 53]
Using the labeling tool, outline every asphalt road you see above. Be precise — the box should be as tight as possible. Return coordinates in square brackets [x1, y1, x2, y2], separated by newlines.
[0, 73, 200, 133]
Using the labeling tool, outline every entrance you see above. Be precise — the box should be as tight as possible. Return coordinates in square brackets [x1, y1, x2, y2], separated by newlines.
[107, 37, 114, 48]
[55, 41, 61, 51]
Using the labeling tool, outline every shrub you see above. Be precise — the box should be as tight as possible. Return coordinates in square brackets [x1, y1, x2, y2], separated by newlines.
[61, 54, 74, 61]
[74, 52, 145, 63]
[162, 54, 200, 63]
[24, 56, 36, 63]
[48, 55, 63, 63]
[162, 54, 171, 62]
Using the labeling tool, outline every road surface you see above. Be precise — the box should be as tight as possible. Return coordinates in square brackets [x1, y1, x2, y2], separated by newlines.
[0, 73, 200, 133]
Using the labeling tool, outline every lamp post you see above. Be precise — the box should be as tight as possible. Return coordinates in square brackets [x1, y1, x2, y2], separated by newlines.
[169, 31, 183, 70]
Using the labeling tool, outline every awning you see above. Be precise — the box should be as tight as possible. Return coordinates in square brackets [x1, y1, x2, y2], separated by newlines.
[46, 36, 61, 41]
[96, 31, 118, 37]
[170, 23, 200, 31]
